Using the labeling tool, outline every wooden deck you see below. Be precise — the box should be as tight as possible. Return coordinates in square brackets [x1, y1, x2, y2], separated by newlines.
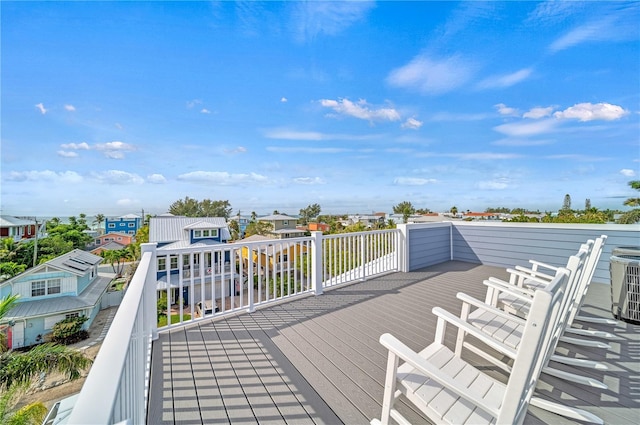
[147, 261, 640, 424]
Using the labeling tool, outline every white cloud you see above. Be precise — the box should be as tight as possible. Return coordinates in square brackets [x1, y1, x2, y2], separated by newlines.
[186, 99, 202, 108]
[386, 55, 475, 95]
[92, 170, 144, 185]
[201, 108, 211, 114]
[223, 146, 247, 154]
[177, 171, 268, 185]
[264, 128, 381, 141]
[57, 151, 79, 158]
[429, 112, 492, 122]
[291, 1, 374, 42]
[494, 119, 558, 137]
[553, 102, 628, 121]
[401, 117, 423, 130]
[550, 18, 613, 52]
[495, 103, 519, 116]
[319, 98, 401, 122]
[7, 170, 82, 183]
[393, 177, 438, 186]
[477, 178, 510, 190]
[620, 169, 637, 177]
[64, 104, 76, 111]
[281, 97, 288, 103]
[94, 141, 136, 159]
[477, 68, 533, 89]
[60, 142, 90, 150]
[147, 173, 167, 184]
[267, 146, 350, 154]
[523, 106, 554, 119]
[35, 103, 47, 115]
[492, 138, 553, 147]
[451, 152, 522, 160]
[293, 177, 325, 185]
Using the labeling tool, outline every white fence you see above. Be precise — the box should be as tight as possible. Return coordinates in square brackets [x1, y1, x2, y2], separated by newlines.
[68, 229, 402, 424]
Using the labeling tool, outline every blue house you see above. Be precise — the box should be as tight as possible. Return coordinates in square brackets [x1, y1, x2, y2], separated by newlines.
[0, 250, 110, 349]
[149, 216, 232, 305]
[105, 214, 142, 236]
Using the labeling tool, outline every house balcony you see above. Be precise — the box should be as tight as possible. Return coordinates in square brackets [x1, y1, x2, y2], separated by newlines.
[67, 222, 640, 424]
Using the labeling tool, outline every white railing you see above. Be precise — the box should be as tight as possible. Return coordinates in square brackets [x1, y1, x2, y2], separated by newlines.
[68, 229, 402, 424]
[68, 244, 157, 424]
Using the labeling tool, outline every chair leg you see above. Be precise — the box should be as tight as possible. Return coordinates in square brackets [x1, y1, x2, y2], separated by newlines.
[377, 351, 399, 425]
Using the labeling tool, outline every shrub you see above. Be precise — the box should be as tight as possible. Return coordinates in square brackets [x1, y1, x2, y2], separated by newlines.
[51, 316, 89, 345]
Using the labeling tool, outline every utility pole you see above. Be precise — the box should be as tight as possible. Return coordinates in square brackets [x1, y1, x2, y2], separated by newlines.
[33, 217, 38, 267]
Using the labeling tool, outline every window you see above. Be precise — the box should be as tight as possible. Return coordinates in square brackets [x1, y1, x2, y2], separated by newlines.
[95, 239, 100, 245]
[108, 223, 115, 228]
[31, 281, 46, 297]
[65, 312, 80, 319]
[158, 258, 166, 271]
[128, 230, 135, 234]
[170, 256, 178, 270]
[48, 279, 61, 295]
[202, 229, 210, 237]
[283, 220, 289, 225]
[193, 230, 201, 238]
[193, 229, 218, 239]
[128, 223, 135, 227]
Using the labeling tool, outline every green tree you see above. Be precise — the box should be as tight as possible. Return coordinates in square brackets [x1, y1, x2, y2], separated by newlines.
[0, 295, 91, 424]
[0, 263, 26, 280]
[562, 194, 572, 211]
[299, 203, 321, 225]
[393, 201, 415, 224]
[228, 219, 240, 241]
[169, 197, 232, 218]
[450, 206, 458, 215]
[618, 180, 640, 223]
[93, 213, 106, 233]
[244, 221, 273, 237]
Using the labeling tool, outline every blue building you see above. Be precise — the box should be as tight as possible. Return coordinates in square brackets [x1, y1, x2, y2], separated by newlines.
[149, 216, 232, 305]
[105, 214, 142, 236]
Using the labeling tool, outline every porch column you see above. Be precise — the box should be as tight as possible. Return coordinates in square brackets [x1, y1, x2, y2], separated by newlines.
[310, 231, 323, 295]
[141, 243, 158, 341]
[396, 224, 409, 272]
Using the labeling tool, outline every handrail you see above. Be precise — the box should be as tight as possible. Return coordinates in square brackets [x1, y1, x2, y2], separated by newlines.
[68, 246, 156, 424]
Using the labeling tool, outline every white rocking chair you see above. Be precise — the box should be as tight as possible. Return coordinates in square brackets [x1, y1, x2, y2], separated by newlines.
[371, 269, 570, 425]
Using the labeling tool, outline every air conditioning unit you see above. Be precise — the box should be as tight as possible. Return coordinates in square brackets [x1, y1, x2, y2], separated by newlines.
[610, 246, 640, 324]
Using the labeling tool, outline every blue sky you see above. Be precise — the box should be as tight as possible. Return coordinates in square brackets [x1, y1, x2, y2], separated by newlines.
[2, 1, 639, 217]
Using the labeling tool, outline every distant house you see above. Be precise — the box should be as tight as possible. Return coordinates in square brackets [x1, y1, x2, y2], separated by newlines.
[0, 249, 109, 349]
[228, 214, 251, 238]
[90, 241, 127, 256]
[463, 212, 502, 221]
[239, 234, 308, 276]
[149, 216, 232, 305]
[0, 216, 43, 242]
[105, 214, 142, 236]
[348, 214, 385, 228]
[258, 214, 306, 239]
[88, 232, 134, 253]
[308, 222, 330, 233]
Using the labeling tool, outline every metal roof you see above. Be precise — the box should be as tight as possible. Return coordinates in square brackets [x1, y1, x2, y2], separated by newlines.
[0, 215, 35, 227]
[259, 214, 296, 221]
[47, 249, 103, 275]
[149, 217, 231, 243]
[157, 239, 227, 251]
[5, 275, 112, 319]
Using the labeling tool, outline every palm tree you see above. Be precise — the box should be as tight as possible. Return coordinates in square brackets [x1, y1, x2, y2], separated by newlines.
[0, 295, 91, 423]
[93, 214, 106, 234]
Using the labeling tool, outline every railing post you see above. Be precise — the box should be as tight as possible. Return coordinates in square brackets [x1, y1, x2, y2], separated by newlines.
[311, 231, 323, 295]
[141, 243, 158, 341]
[360, 233, 366, 281]
[396, 224, 409, 272]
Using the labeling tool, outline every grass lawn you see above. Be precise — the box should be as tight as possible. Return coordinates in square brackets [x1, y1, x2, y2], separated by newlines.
[157, 314, 191, 327]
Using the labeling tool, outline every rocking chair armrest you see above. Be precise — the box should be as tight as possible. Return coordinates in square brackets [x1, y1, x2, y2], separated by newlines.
[457, 293, 527, 325]
[528, 259, 561, 272]
[504, 268, 557, 287]
[432, 307, 518, 359]
[485, 277, 536, 300]
[513, 266, 555, 282]
[379, 333, 501, 419]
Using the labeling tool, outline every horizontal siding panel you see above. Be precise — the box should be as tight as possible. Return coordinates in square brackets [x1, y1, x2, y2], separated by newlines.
[406, 222, 639, 283]
[408, 226, 450, 270]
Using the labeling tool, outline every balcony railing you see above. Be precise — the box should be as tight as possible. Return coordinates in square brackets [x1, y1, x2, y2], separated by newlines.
[67, 222, 638, 424]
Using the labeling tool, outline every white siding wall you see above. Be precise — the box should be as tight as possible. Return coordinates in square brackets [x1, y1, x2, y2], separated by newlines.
[13, 275, 76, 299]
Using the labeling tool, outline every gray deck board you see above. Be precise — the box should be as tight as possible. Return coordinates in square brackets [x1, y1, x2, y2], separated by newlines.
[148, 261, 640, 424]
